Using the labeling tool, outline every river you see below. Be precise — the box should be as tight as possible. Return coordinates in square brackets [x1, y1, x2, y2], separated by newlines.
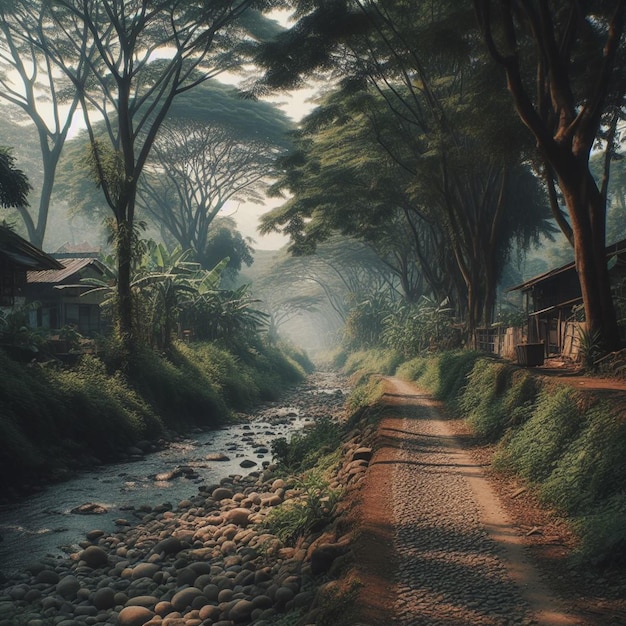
[0, 372, 348, 579]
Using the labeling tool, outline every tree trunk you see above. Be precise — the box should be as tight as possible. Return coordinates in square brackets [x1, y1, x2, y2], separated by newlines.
[116, 218, 134, 354]
[559, 172, 620, 351]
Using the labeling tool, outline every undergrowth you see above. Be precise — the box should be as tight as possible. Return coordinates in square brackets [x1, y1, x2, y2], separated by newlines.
[262, 470, 341, 545]
[272, 418, 342, 473]
[0, 337, 307, 499]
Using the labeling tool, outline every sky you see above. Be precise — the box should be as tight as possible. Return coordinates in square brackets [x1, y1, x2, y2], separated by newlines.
[2, 7, 317, 252]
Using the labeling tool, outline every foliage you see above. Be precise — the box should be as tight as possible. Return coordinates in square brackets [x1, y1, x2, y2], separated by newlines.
[346, 374, 385, 414]
[0, 146, 30, 209]
[125, 345, 230, 428]
[459, 361, 539, 442]
[342, 349, 403, 382]
[576, 326, 604, 371]
[0, 301, 46, 350]
[342, 294, 390, 351]
[272, 417, 342, 474]
[493, 386, 586, 482]
[262, 470, 341, 545]
[0, 348, 161, 494]
[277, 340, 315, 374]
[29, 0, 282, 347]
[476, 1, 626, 351]
[572, 495, 626, 567]
[381, 296, 459, 357]
[402, 350, 485, 403]
[259, 2, 551, 335]
[137, 81, 292, 269]
[0, 3, 82, 245]
[0, 335, 306, 497]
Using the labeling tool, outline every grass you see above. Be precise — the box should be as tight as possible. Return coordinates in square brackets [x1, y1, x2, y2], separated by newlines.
[0, 337, 308, 499]
[342, 348, 403, 383]
[272, 417, 342, 473]
[262, 469, 342, 545]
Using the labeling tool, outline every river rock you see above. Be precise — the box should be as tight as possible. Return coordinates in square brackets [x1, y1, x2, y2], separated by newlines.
[351, 447, 373, 462]
[240, 459, 257, 468]
[206, 453, 230, 461]
[152, 537, 183, 555]
[34, 569, 59, 585]
[224, 508, 251, 526]
[125, 595, 159, 608]
[212, 487, 234, 501]
[79, 545, 108, 568]
[71, 502, 107, 515]
[171, 587, 205, 611]
[131, 562, 160, 580]
[274, 586, 295, 607]
[93, 587, 116, 610]
[117, 605, 155, 626]
[56, 575, 80, 599]
[229, 598, 254, 622]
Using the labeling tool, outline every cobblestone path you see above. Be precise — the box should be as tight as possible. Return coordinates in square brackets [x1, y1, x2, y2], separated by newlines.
[367, 378, 582, 626]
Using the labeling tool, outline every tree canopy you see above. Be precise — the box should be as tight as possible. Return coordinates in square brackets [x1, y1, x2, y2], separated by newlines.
[0, 146, 30, 209]
[260, 2, 553, 337]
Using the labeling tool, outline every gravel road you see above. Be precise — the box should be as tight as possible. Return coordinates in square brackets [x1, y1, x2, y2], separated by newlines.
[375, 378, 582, 626]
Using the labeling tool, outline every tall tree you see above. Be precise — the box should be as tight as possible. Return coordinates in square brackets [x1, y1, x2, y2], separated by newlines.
[0, 0, 90, 246]
[137, 80, 292, 269]
[257, 0, 551, 338]
[474, 1, 626, 351]
[34, 0, 280, 350]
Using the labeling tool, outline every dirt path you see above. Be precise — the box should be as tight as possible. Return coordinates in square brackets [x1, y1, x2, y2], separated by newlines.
[353, 377, 584, 626]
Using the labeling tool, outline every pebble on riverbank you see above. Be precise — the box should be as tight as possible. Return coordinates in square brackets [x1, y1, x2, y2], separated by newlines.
[0, 378, 379, 626]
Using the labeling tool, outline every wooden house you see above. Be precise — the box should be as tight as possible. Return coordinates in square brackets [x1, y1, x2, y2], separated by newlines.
[508, 238, 626, 356]
[24, 256, 112, 336]
[0, 226, 63, 307]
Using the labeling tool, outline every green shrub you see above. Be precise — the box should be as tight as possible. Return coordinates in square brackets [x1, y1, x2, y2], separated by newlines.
[346, 375, 385, 413]
[272, 417, 342, 473]
[127, 345, 229, 428]
[343, 348, 402, 380]
[493, 385, 586, 482]
[540, 400, 626, 514]
[455, 360, 538, 441]
[397, 350, 484, 404]
[262, 470, 341, 545]
[395, 356, 429, 381]
[572, 494, 626, 566]
[433, 351, 485, 401]
[278, 340, 315, 374]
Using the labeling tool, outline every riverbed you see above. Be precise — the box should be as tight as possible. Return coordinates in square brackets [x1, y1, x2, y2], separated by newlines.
[0, 372, 348, 578]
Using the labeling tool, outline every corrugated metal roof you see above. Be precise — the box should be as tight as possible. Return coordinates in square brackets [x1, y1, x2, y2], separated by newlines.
[508, 237, 626, 292]
[27, 258, 108, 284]
[0, 226, 64, 270]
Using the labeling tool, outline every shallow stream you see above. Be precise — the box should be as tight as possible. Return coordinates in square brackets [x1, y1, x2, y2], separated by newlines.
[0, 372, 347, 578]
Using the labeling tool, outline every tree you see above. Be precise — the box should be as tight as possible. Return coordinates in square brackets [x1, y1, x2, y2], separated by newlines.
[257, 1, 552, 340]
[248, 236, 398, 350]
[202, 217, 254, 285]
[0, 0, 90, 246]
[0, 147, 30, 209]
[137, 80, 292, 269]
[35, 0, 280, 351]
[474, 1, 626, 351]
[263, 82, 550, 337]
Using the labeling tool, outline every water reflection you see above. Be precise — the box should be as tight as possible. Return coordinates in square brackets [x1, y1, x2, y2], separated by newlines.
[0, 414, 305, 577]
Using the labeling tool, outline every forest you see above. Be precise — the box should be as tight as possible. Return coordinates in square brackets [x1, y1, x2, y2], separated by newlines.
[1, 3, 626, 625]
